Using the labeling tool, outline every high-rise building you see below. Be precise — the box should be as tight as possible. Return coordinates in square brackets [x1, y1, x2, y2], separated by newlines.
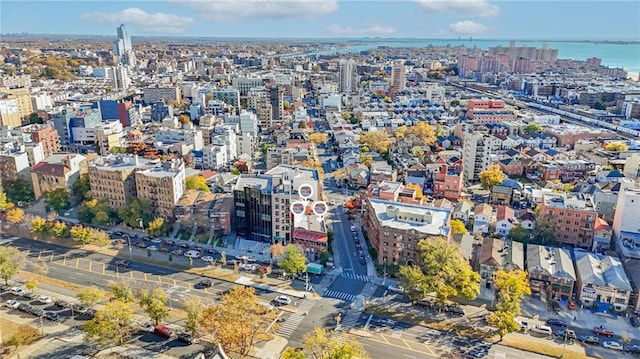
[462, 127, 491, 183]
[0, 86, 32, 121]
[613, 178, 640, 243]
[234, 175, 273, 242]
[143, 86, 181, 104]
[110, 65, 131, 90]
[338, 60, 357, 93]
[113, 24, 135, 67]
[0, 94, 21, 128]
[269, 86, 283, 122]
[89, 154, 144, 208]
[391, 60, 406, 90]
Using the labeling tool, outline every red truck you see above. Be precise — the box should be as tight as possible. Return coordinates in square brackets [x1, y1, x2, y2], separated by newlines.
[593, 327, 614, 337]
[154, 325, 174, 338]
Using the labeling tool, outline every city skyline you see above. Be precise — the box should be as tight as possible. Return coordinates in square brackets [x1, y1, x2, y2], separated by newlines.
[0, 1, 638, 40]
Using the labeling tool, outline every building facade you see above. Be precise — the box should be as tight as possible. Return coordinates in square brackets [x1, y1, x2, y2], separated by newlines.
[134, 159, 186, 219]
[539, 192, 598, 248]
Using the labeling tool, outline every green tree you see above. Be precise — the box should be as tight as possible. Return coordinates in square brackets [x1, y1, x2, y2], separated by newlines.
[139, 288, 170, 325]
[278, 244, 307, 276]
[507, 225, 529, 243]
[486, 311, 520, 340]
[109, 281, 134, 303]
[92, 210, 110, 226]
[359, 154, 373, 169]
[117, 198, 152, 228]
[478, 163, 505, 190]
[398, 264, 429, 303]
[283, 100, 292, 110]
[185, 176, 211, 192]
[83, 299, 134, 345]
[77, 286, 107, 309]
[182, 296, 203, 337]
[72, 173, 92, 200]
[261, 143, 275, 156]
[147, 217, 168, 237]
[0, 246, 26, 285]
[399, 238, 480, 305]
[28, 112, 44, 124]
[2, 178, 35, 203]
[524, 122, 543, 135]
[450, 219, 468, 235]
[70, 225, 94, 246]
[44, 188, 71, 213]
[199, 286, 277, 358]
[534, 216, 558, 244]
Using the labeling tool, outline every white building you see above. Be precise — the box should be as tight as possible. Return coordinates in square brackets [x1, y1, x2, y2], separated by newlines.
[110, 65, 131, 90]
[236, 132, 255, 158]
[202, 144, 227, 170]
[391, 60, 406, 90]
[30, 93, 53, 111]
[223, 111, 258, 136]
[156, 126, 204, 151]
[425, 84, 445, 103]
[211, 125, 237, 161]
[613, 178, 640, 249]
[338, 60, 356, 93]
[462, 127, 491, 183]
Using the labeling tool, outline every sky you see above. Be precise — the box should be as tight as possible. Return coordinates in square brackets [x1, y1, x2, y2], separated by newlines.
[1, 0, 639, 40]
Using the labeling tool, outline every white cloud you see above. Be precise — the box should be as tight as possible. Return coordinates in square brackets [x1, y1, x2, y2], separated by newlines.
[172, 0, 338, 21]
[415, 0, 499, 17]
[81, 8, 195, 34]
[448, 20, 489, 35]
[325, 23, 397, 37]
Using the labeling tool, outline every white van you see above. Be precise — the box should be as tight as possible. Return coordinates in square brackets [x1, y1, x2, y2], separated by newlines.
[531, 325, 552, 336]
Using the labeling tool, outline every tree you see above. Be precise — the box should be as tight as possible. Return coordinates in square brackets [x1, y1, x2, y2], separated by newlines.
[270, 242, 285, 263]
[478, 164, 505, 190]
[301, 327, 369, 359]
[261, 143, 275, 156]
[92, 230, 111, 249]
[281, 348, 307, 359]
[70, 225, 94, 246]
[30, 216, 50, 234]
[0, 189, 14, 211]
[5, 208, 25, 224]
[109, 281, 134, 303]
[493, 269, 531, 316]
[185, 176, 211, 192]
[147, 217, 168, 237]
[604, 142, 628, 152]
[450, 219, 468, 235]
[77, 286, 107, 309]
[51, 221, 69, 238]
[30, 260, 49, 279]
[359, 154, 373, 169]
[25, 279, 39, 293]
[332, 168, 348, 182]
[486, 311, 520, 340]
[2, 178, 35, 203]
[44, 188, 71, 213]
[341, 112, 352, 120]
[507, 225, 529, 243]
[28, 112, 44, 124]
[83, 299, 134, 345]
[534, 216, 558, 244]
[77, 198, 114, 226]
[524, 122, 543, 135]
[233, 160, 249, 173]
[406, 122, 437, 146]
[72, 174, 92, 200]
[398, 264, 429, 303]
[399, 238, 480, 305]
[278, 244, 307, 276]
[199, 286, 277, 358]
[410, 146, 425, 160]
[309, 133, 329, 145]
[359, 130, 392, 153]
[283, 100, 292, 110]
[182, 296, 203, 337]
[179, 114, 191, 125]
[6, 324, 39, 349]
[394, 126, 407, 140]
[139, 288, 170, 325]
[117, 198, 152, 229]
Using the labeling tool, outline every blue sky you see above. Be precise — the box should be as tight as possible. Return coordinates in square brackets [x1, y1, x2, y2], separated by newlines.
[1, 1, 638, 39]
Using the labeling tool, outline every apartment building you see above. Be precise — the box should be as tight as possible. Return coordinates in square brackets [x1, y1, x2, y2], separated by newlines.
[30, 153, 86, 199]
[462, 127, 491, 183]
[365, 198, 451, 265]
[88, 155, 150, 208]
[526, 245, 576, 301]
[143, 86, 181, 105]
[212, 88, 240, 109]
[539, 192, 598, 249]
[0, 75, 31, 88]
[52, 107, 102, 147]
[266, 147, 297, 170]
[0, 86, 32, 121]
[0, 94, 21, 128]
[391, 60, 406, 90]
[201, 144, 227, 170]
[574, 251, 632, 312]
[175, 190, 234, 235]
[134, 159, 186, 219]
[0, 150, 29, 184]
[211, 125, 237, 162]
[234, 175, 273, 243]
[248, 86, 273, 129]
[20, 124, 61, 158]
[613, 178, 640, 255]
[431, 163, 463, 201]
[156, 126, 204, 151]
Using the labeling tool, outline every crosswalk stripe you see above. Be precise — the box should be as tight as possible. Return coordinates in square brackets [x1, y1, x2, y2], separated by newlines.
[340, 272, 370, 282]
[322, 290, 356, 301]
[277, 299, 316, 338]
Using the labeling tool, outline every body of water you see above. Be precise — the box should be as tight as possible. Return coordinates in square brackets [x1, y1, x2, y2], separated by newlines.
[282, 39, 640, 73]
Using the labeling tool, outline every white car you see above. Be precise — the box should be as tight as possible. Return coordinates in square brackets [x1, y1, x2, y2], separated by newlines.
[140, 322, 155, 333]
[9, 287, 25, 296]
[201, 256, 214, 263]
[147, 245, 158, 251]
[387, 284, 404, 293]
[150, 238, 162, 244]
[184, 250, 200, 259]
[272, 295, 292, 306]
[37, 295, 53, 304]
[5, 300, 20, 309]
[602, 341, 623, 351]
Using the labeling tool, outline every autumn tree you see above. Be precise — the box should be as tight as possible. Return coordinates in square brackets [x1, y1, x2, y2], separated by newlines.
[309, 133, 329, 145]
[398, 264, 429, 303]
[479, 163, 505, 190]
[233, 160, 249, 173]
[493, 269, 531, 316]
[410, 146, 425, 160]
[394, 126, 407, 140]
[269, 242, 285, 265]
[5, 208, 25, 224]
[182, 296, 203, 337]
[147, 217, 168, 237]
[523, 122, 543, 135]
[77, 286, 107, 309]
[332, 168, 348, 182]
[185, 176, 211, 192]
[139, 288, 169, 325]
[0, 189, 14, 211]
[51, 221, 69, 238]
[70, 225, 94, 246]
[0, 246, 26, 285]
[179, 114, 191, 125]
[83, 299, 134, 345]
[5, 324, 39, 349]
[406, 122, 436, 146]
[604, 142, 628, 152]
[30, 216, 51, 234]
[359, 130, 392, 153]
[109, 281, 135, 303]
[199, 286, 277, 358]
[486, 311, 520, 340]
[359, 154, 373, 169]
[278, 244, 307, 276]
[29, 260, 49, 279]
[92, 230, 111, 249]
[450, 219, 468, 235]
[289, 327, 369, 359]
[398, 238, 480, 305]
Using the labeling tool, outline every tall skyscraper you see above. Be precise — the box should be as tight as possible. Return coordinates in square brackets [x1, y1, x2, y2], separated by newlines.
[391, 60, 406, 90]
[113, 24, 135, 67]
[462, 126, 491, 184]
[338, 60, 356, 93]
[110, 65, 131, 90]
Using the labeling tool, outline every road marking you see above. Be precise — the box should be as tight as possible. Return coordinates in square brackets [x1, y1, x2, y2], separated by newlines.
[364, 314, 373, 329]
[403, 355, 416, 359]
[363, 337, 438, 358]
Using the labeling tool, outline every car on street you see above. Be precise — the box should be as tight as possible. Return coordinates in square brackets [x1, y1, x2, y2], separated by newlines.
[359, 257, 366, 265]
[55, 300, 69, 309]
[201, 256, 214, 263]
[554, 329, 576, 340]
[593, 327, 614, 337]
[387, 284, 404, 293]
[147, 245, 158, 251]
[43, 312, 60, 321]
[603, 341, 624, 351]
[184, 250, 200, 258]
[631, 316, 640, 328]
[350, 226, 356, 232]
[164, 239, 175, 246]
[272, 295, 292, 306]
[179, 242, 190, 249]
[150, 238, 162, 244]
[625, 345, 640, 354]
[546, 319, 568, 327]
[198, 279, 213, 288]
[579, 335, 600, 345]
[177, 333, 194, 344]
[5, 300, 20, 309]
[172, 249, 184, 256]
[37, 295, 53, 304]
[115, 260, 130, 268]
[9, 287, 25, 296]
[135, 242, 147, 248]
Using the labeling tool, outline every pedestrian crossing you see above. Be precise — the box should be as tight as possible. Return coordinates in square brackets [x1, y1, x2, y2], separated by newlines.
[340, 272, 370, 282]
[277, 299, 316, 338]
[323, 290, 357, 301]
[340, 309, 361, 327]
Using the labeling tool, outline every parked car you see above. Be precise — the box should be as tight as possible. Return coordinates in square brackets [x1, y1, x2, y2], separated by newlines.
[387, 285, 404, 293]
[30, 308, 45, 317]
[135, 242, 147, 248]
[198, 279, 213, 288]
[201, 256, 214, 263]
[554, 329, 576, 340]
[9, 287, 25, 296]
[546, 319, 568, 327]
[17, 303, 33, 313]
[5, 300, 20, 309]
[154, 324, 175, 338]
[140, 322, 155, 333]
[625, 345, 640, 354]
[150, 238, 162, 244]
[147, 245, 158, 251]
[593, 327, 615, 337]
[376, 319, 396, 328]
[163, 239, 176, 246]
[55, 300, 69, 309]
[631, 316, 640, 328]
[603, 341, 624, 351]
[71, 304, 88, 314]
[43, 312, 60, 321]
[22, 292, 37, 300]
[176, 333, 194, 344]
[184, 250, 200, 259]
[272, 295, 292, 306]
[579, 335, 600, 345]
[115, 260, 130, 268]
[37, 295, 53, 304]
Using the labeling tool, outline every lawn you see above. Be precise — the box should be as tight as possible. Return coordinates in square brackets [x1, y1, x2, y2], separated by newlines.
[501, 336, 590, 359]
